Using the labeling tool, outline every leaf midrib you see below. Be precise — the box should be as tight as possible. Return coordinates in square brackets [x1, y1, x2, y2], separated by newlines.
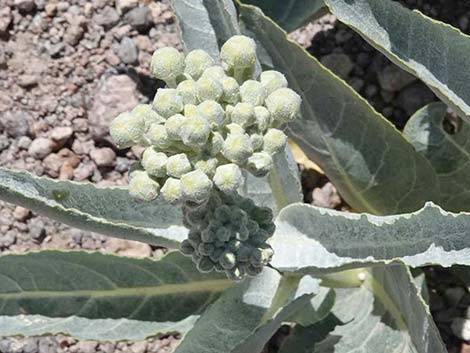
[0, 279, 233, 300]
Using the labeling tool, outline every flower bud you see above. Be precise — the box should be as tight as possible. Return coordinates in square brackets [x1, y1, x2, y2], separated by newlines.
[220, 251, 236, 270]
[213, 163, 243, 192]
[197, 256, 215, 273]
[197, 100, 226, 128]
[220, 77, 240, 104]
[184, 49, 215, 80]
[180, 239, 195, 255]
[181, 169, 213, 202]
[146, 124, 171, 149]
[166, 153, 192, 178]
[231, 102, 255, 128]
[263, 128, 287, 155]
[165, 114, 186, 140]
[250, 246, 274, 267]
[141, 147, 168, 177]
[206, 131, 224, 156]
[110, 111, 145, 149]
[131, 104, 165, 131]
[153, 88, 184, 118]
[151, 47, 185, 85]
[196, 76, 223, 102]
[254, 106, 271, 132]
[222, 133, 253, 164]
[161, 178, 183, 204]
[128, 170, 160, 201]
[201, 66, 226, 80]
[220, 35, 257, 70]
[198, 242, 215, 256]
[176, 80, 198, 105]
[250, 134, 264, 151]
[246, 152, 273, 177]
[265, 88, 301, 123]
[260, 70, 288, 95]
[239, 80, 266, 106]
[180, 115, 210, 147]
[184, 104, 198, 118]
[225, 123, 245, 135]
[193, 157, 218, 178]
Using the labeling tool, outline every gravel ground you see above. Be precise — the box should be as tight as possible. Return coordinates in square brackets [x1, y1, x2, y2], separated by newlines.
[0, 0, 469, 352]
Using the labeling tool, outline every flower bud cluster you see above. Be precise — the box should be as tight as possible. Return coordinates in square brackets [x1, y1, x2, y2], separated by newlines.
[109, 35, 302, 205]
[180, 188, 275, 281]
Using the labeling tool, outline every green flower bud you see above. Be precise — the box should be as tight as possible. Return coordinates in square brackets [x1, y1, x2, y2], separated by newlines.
[128, 170, 160, 201]
[201, 66, 226, 80]
[161, 178, 183, 204]
[110, 111, 145, 149]
[146, 124, 171, 149]
[181, 169, 213, 202]
[252, 206, 274, 224]
[236, 225, 250, 241]
[180, 115, 211, 147]
[184, 49, 215, 80]
[246, 264, 263, 276]
[216, 226, 231, 242]
[259, 70, 288, 95]
[250, 246, 274, 267]
[225, 104, 234, 116]
[166, 153, 192, 178]
[176, 80, 198, 105]
[206, 131, 224, 156]
[263, 128, 287, 155]
[210, 247, 224, 262]
[153, 89, 184, 118]
[151, 47, 185, 86]
[265, 88, 301, 123]
[198, 242, 215, 256]
[214, 205, 232, 222]
[246, 152, 273, 177]
[247, 220, 260, 234]
[180, 239, 195, 255]
[187, 230, 202, 247]
[226, 267, 243, 281]
[193, 157, 218, 178]
[220, 251, 236, 270]
[131, 104, 165, 131]
[231, 102, 255, 128]
[196, 76, 223, 102]
[184, 104, 198, 118]
[201, 227, 217, 243]
[254, 106, 271, 133]
[141, 147, 168, 177]
[220, 35, 257, 70]
[220, 77, 240, 104]
[197, 256, 215, 273]
[213, 164, 243, 193]
[222, 133, 253, 164]
[197, 100, 226, 128]
[239, 80, 266, 106]
[250, 134, 264, 151]
[165, 114, 186, 140]
[225, 123, 245, 135]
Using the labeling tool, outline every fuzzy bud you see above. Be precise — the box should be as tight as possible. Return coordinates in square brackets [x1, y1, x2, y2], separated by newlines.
[220, 77, 240, 104]
[250, 133, 264, 151]
[165, 114, 186, 140]
[131, 104, 165, 131]
[141, 147, 168, 177]
[222, 132, 253, 164]
[196, 76, 223, 102]
[213, 164, 243, 193]
[128, 170, 160, 201]
[230, 102, 255, 128]
[166, 153, 192, 178]
[176, 80, 198, 105]
[110, 111, 145, 149]
[259, 70, 288, 95]
[161, 178, 183, 204]
[184, 49, 215, 80]
[246, 152, 273, 177]
[151, 47, 185, 85]
[197, 100, 226, 128]
[181, 169, 213, 202]
[201, 66, 226, 80]
[265, 88, 301, 123]
[153, 89, 184, 118]
[206, 131, 224, 156]
[180, 115, 211, 147]
[146, 124, 171, 149]
[220, 35, 257, 70]
[193, 158, 218, 178]
[263, 128, 287, 155]
[239, 80, 266, 106]
[254, 106, 271, 132]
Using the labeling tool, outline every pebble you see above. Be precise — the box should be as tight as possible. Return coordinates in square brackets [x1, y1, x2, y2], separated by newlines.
[13, 206, 30, 221]
[0, 7, 12, 36]
[396, 82, 436, 115]
[70, 341, 98, 353]
[125, 6, 153, 33]
[116, 0, 139, 14]
[0, 231, 15, 248]
[28, 137, 55, 159]
[90, 147, 116, 167]
[446, 287, 466, 307]
[117, 36, 138, 64]
[320, 53, 354, 79]
[50, 126, 74, 145]
[378, 65, 416, 92]
[73, 161, 96, 181]
[312, 182, 342, 209]
[28, 218, 46, 242]
[1, 111, 30, 138]
[93, 6, 120, 29]
[453, 317, 470, 341]
[14, 0, 36, 13]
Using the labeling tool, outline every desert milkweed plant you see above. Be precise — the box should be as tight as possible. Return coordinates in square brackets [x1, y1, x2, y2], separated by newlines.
[1, 0, 470, 352]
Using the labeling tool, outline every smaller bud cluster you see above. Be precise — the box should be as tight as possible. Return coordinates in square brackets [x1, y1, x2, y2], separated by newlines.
[109, 35, 302, 205]
[180, 189, 275, 280]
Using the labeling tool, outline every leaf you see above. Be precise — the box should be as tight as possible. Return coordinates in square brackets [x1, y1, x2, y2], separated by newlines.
[324, 0, 470, 123]
[171, 0, 239, 59]
[271, 201, 470, 274]
[239, 4, 438, 215]
[289, 139, 324, 174]
[0, 168, 186, 248]
[0, 250, 231, 341]
[175, 269, 317, 353]
[289, 286, 336, 327]
[403, 102, 470, 212]
[240, 0, 326, 32]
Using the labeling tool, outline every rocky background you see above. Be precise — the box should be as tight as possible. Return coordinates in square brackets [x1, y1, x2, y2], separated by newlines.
[0, 0, 469, 352]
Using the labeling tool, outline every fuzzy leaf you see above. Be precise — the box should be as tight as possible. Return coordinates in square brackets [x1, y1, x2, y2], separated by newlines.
[0, 168, 186, 248]
[0, 251, 231, 341]
[325, 0, 470, 122]
[271, 202, 470, 273]
[239, 4, 438, 215]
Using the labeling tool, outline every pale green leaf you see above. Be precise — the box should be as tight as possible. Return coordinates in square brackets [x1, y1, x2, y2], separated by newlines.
[325, 0, 470, 122]
[0, 250, 231, 341]
[0, 168, 186, 248]
[290, 286, 335, 327]
[403, 102, 470, 212]
[271, 202, 470, 273]
[239, 4, 438, 215]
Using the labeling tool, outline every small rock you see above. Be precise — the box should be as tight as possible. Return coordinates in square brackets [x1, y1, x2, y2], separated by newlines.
[124, 6, 153, 33]
[28, 137, 55, 159]
[378, 65, 416, 92]
[94, 6, 120, 30]
[72, 118, 88, 132]
[28, 218, 46, 242]
[117, 36, 138, 64]
[1, 111, 30, 137]
[13, 206, 30, 221]
[312, 182, 342, 209]
[116, 0, 139, 14]
[105, 238, 152, 257]
[90, 147, 116, 167]
[59, 161, 75, 180]
[45, 2, 57, 16]
[0, 231, 15, 248]
[396, 82, 436, 116]
[14, 0, 36, 13]
[452, 317, 470, 340]
[73, 161, 96, 181]
[115, 157, 132, 173]
[0, 7, 12, 36]
[71, 341, 98, 353]
[64, 25, 85, 46]
[0, 339, 11, 353]
[446, 287, 466, 307]
[18, 74, 38, 88]
[130, 341, 148, 353]
[320, 53, 353, 80]
[38, 337, 59, 353]
[18, 136, 32, 149]
[0, 134, 9, 152]
[50, 126, 73, 145]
